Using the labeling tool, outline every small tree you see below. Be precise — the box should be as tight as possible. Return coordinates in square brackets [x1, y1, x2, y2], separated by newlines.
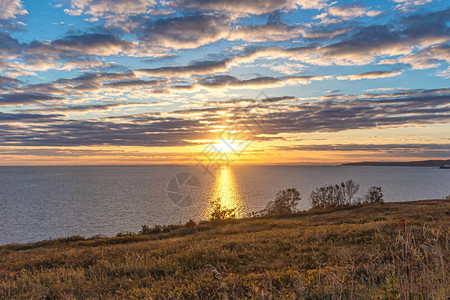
[310, 180, 361, 208]
[310, 186, 328, 208]
[344, 179, 360, 205]
[209, 198, 236, 221]
[310, 184, 344, 208]
[364, 186, 384, 203]
[266, 188, 301, 215]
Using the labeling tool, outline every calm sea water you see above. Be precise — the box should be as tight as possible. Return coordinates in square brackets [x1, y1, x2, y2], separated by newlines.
[0, 165, 449, 245]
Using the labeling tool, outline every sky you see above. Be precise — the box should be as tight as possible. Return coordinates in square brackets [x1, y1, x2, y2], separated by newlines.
[0, 0, 449, 165]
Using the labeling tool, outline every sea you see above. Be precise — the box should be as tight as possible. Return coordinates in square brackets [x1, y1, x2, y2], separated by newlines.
[0, 165, 449, 245]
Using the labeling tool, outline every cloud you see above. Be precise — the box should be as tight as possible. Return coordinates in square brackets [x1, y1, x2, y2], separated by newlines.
[0, 0, 27, 20]
[52, 71, 137, 92]
[394, 0, 432, 12]
[260, 61, 306, 74]
[27, 33, 136, 57]
[0, 117, 208, 146]
[0, 111, 63, 122]
[168, 74, 330, 90]
[274, 143, 450, 158]
[137, 14, 230, 53]
[0, 75, 21, 89]
[436, 67, 450, 78]
[104, 79, 167, 89]
[0, 32, 22, 59]
[276, 143, 450, 152]
[157, 88, 450, 137]
[16, 102, 169, 114]
[337, 70, 402, 80]
[2, 88, 449, 147]
[379, 44, 450, 70]
[229, 23, 304, 42]
[236, 9, 449, 67]
[65, 0, 156, 18]
[316, 3, 381, 22]
[170, 0, 327, 15]
[0, 93, 65, 106]
[134, 58, 233, 78]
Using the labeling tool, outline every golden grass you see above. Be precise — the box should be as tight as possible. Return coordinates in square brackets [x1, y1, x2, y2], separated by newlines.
[0, 200, 448, 299]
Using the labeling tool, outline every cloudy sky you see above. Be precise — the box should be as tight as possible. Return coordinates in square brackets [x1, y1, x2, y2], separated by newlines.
[0, 0, 449, 165]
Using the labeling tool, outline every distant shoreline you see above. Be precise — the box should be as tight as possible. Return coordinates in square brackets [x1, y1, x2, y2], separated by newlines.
[342, 159, 450, 167]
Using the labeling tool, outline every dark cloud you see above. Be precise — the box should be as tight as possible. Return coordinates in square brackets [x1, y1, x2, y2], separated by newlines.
[0, 93, 65, 106]
[104, 79, 167, 89]
[0, 32, 22, 58]
[275, 143, 450, 152]
[0, 75, 21, 89]
[167, 74, 329, 90]
[134, 58, 232, 77]
[138, 14, 230, 52]
[274, 143, 450, 158]
[16, 102, 166, 113]
[321, 9, 449, 63]
[27, 33, 136, 58]
[337, 70, 402, 80]
[0, 111, 63, 122]
[0, 118, 209, 146]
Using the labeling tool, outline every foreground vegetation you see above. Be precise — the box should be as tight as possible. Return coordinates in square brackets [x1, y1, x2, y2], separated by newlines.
[0, 199, 448, 299]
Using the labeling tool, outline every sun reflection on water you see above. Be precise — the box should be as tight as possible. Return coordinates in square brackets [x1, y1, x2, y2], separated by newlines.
[205, 166, 243, 218]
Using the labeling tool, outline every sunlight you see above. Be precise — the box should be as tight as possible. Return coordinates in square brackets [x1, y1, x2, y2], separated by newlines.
[206, 166, 243, 218]
[211, 138, 251, 156]
[215, 139, 235, 153]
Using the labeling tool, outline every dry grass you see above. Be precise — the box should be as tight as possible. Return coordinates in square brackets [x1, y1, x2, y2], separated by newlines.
[0, 199, 448, 299]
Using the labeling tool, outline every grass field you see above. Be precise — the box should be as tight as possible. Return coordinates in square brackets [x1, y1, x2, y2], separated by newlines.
[0, 200, 448, 299]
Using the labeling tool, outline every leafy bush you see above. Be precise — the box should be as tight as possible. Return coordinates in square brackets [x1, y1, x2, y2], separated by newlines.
[364, 186, 384, 203]
[266, 188, 301, 215]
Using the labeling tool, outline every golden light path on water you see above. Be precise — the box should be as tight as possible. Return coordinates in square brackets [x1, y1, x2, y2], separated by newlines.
[202, 166, 244, 219]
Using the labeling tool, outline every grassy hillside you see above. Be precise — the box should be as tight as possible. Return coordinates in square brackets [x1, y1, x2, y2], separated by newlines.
[0, 200, 448, 299]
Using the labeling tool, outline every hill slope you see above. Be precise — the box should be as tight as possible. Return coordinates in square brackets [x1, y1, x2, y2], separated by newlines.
[0, 200, 448, 299]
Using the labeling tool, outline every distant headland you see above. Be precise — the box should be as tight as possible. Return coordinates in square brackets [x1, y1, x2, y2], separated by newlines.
[342, 159, 450, 167]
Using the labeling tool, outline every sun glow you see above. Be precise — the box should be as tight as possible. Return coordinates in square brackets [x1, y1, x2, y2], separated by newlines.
[207, 166, 243, 218]
[214, 139, 236, 153]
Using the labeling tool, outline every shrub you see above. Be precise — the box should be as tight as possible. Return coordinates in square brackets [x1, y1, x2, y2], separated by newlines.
[185, 219, 196, 227]
[209, 198, 236, 221]
[266, 188, 301, 215]
[364, 186, 384, 203]
[139, 224, 180, 235]
[310, 180, 360, 208]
